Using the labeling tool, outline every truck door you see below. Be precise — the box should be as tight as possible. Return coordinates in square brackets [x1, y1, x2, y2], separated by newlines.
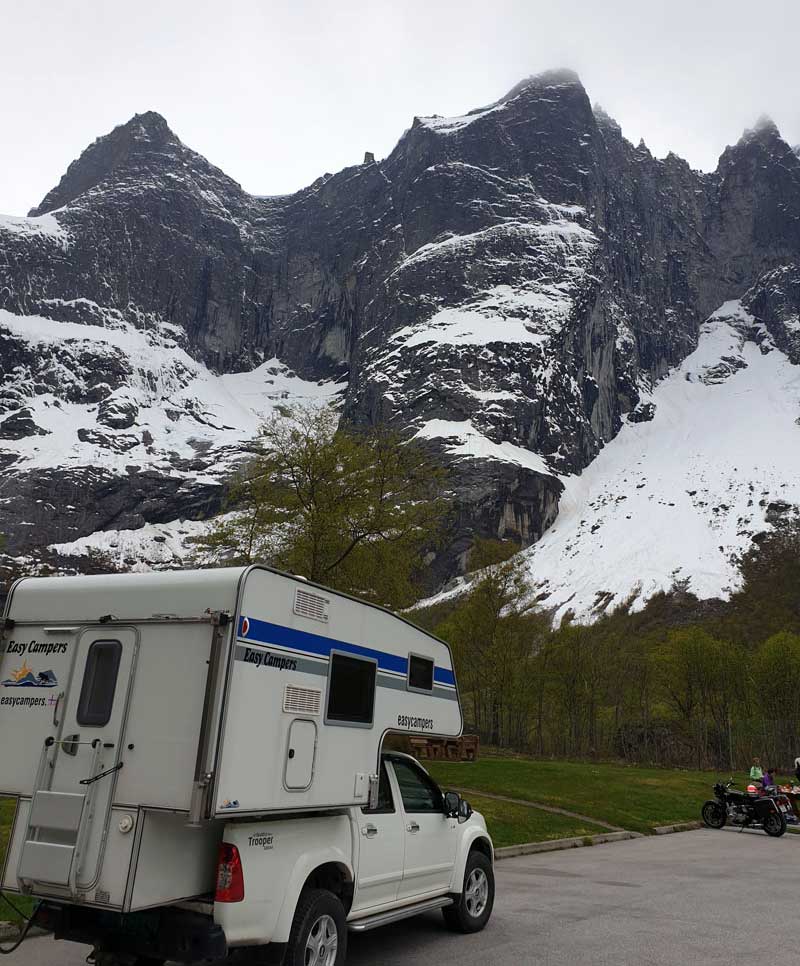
[16, 627, 138, 898]
[351, 761, 404, 912]
[389, 757, 458, 901]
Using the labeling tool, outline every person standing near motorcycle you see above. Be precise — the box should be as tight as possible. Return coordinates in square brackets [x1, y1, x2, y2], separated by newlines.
[794, 756, 800, 785]
[762, 766, 775, 790]
[750, 757, 764, 784]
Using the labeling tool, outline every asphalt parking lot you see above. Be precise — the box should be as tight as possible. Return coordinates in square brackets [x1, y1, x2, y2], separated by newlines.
[5, 829, 798, 966]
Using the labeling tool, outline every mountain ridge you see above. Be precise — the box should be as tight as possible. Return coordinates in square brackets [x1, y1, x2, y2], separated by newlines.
[1, 69, 798, 607]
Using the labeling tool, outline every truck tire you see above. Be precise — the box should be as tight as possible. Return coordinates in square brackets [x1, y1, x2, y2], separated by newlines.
[443, 850, 494, 934]
[283, 888, 347, 966]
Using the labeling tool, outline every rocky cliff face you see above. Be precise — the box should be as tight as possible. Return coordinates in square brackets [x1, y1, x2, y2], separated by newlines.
[1, 71, 799, 590]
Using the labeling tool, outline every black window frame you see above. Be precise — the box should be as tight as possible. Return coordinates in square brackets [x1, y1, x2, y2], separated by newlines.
[407, 652, 434, 694]
[361, 761, 396, 815]
[325, 651, 377, 728]
[390, 757, 444, 814]
[76, 639, 123, 728]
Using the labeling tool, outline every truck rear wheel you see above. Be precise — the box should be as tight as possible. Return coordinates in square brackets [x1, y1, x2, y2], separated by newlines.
[443, 850, 494, 934]
[284, 888, 347, 966]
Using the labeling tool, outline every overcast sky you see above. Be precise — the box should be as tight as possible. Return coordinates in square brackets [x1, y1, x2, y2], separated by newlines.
[1, 0, 798, 215]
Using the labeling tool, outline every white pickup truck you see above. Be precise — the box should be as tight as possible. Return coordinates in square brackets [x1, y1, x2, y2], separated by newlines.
[1, 568, 493, 966]
[215, 751, 495, 965]
[43, 751, 494, 966]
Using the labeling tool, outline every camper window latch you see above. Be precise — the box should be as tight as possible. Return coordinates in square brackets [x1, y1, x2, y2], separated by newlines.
[80, 761, 124, 786]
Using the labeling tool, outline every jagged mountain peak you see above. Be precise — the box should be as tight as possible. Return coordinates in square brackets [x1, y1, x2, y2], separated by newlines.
[29, 111, 182, 216]
[715, 114, 800, 183]
[27, 110, 240, 217]
[414, 68, 589, 134]
[498, 67, 584, 101]
[749, 113, 780, 136]
[592, 102, 620, 129]
[731, 114, 787, 153]
[116, 110, 175, 142]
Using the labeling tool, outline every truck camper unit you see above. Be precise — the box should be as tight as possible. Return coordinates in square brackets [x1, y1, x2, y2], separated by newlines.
[0, 565, 461, 913]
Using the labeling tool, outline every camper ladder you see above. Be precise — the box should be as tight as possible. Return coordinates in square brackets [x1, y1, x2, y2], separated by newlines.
[17, 738, 103, 898]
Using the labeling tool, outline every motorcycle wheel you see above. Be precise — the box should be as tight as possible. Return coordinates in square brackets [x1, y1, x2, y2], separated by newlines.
[701, 801, 726, 829]
[763, 811, 787, 837]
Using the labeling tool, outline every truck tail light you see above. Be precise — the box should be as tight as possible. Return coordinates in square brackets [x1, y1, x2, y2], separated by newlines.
[215, 843, 244, 902]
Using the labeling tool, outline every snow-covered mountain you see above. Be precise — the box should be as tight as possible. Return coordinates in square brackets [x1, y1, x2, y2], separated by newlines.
[1, 70, 799, 607]
[525, 300, 800, 621]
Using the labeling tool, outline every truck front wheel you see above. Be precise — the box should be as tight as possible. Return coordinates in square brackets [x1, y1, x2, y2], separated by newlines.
[284, 888, 347, 966]
[443, 850, 495, 933]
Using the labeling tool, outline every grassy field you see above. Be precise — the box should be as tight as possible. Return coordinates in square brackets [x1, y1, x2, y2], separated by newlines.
[430, 757, 717, 835]
[466, 794, 605, 847]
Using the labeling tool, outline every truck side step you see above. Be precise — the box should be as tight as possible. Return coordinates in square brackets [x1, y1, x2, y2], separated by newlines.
[348, 896, 454, 932]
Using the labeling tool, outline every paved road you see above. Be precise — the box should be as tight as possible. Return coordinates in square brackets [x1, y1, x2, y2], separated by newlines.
[5, 829, 797, 966]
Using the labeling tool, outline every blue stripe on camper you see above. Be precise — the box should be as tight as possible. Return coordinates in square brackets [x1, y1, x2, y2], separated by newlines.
[237, 615, 456, 687]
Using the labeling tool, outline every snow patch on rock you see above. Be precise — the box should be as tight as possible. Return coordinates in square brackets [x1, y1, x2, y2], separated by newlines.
[50, 517, 223, 570]
[0, 211, 70, 245]
[414, 419, 554, 476]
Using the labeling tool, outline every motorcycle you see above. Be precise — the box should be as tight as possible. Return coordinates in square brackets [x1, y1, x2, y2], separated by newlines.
[701, 780, 787, 837]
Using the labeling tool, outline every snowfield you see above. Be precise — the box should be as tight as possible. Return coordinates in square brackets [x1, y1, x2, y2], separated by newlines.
[0, 308, 343, 476]
[525, 302, 800, 622]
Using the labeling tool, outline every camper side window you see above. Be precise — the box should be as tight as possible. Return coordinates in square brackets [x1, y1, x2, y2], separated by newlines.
[77, 639, 122, 728]
[407, 653, 434, 693]
[326, 652, 377, 727]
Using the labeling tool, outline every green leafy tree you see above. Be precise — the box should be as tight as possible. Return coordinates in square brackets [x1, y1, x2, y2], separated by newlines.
[650, 627, 742, 769]
[436, 541, 547, 747]
[751, 631, 800, 764]
[198, 405, 449, 608]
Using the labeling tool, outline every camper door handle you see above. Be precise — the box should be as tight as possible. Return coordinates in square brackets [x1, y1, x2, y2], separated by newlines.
[362, 824, 378, 838]
[80, 761, 124, 786]
[407, 821, 420, 833]
[52, 691, 64, 727]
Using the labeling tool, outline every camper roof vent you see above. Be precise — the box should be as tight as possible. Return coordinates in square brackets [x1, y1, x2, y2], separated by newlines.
[283, 686, 322, 716]
[294, 589, 329, 623]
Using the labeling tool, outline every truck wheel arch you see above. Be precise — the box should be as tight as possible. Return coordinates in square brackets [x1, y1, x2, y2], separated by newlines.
[450, 832, 494, 893]
[470, 836, 493, 863]
[273, 852, 354, 943]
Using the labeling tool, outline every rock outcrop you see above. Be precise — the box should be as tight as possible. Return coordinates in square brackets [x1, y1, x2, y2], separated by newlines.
[0, 71, 798, 584]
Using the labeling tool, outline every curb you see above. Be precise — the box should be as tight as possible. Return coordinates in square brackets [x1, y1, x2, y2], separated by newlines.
[653, 821, 703, 835]
[495, 830, 643, 859]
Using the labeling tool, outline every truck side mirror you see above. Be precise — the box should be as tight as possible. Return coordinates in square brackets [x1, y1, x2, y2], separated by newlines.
[458, 798, 473, 822]
[443, 790, 461, 817]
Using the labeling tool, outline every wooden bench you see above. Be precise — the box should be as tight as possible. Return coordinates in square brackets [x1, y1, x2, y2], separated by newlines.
[409, 734, 480, 761]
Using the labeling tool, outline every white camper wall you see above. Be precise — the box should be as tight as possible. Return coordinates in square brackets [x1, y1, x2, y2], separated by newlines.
[212, 568, 462, 816]
[0, 569, 243, 807]
[114, 621, 227, 810]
